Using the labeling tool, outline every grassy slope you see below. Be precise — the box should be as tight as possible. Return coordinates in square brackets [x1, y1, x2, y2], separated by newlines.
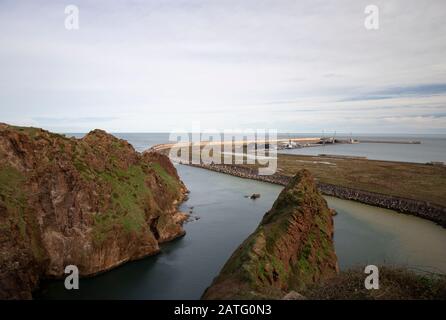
[274, 154, 446, 207]
[303, 266, 446, 300]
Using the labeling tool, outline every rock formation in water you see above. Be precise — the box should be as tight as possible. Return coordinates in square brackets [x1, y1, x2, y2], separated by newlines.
[202, 169, 338, 299]
[0, 124, 188, 299]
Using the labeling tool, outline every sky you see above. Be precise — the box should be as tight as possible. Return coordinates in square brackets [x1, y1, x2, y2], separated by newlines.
[1, 0, 446, 133]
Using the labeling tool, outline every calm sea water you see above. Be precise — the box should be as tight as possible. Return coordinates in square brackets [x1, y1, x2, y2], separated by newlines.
[37, 133, 446, 299]
[279, 134, 446, 163]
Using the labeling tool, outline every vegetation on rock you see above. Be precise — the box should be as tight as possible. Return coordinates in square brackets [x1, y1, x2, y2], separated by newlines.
[202, 169, 338, 300]
[0, 124, 188, 299]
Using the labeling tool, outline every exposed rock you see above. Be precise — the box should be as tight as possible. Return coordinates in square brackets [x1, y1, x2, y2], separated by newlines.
[186, 214, 201, 223]
[202, 169, 338, 300]
[0, 124, 188, 299]
[173, 212, 190, 225]
[282, 291, 307, 300]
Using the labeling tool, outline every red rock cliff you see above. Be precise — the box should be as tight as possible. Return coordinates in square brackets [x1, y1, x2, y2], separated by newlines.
[202, 169, 338, 299]
[0, 124, 188, 299]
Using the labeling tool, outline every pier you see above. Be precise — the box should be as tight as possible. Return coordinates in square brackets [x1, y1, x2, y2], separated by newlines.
[150, 136, 422, 153]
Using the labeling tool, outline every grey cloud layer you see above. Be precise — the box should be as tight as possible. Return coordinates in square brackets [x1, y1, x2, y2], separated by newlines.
[0, 0, 445, 133]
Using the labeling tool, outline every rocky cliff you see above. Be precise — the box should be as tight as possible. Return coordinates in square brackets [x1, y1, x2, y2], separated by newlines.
[0, 124, 188, 299]
[202, 169, 338, 299]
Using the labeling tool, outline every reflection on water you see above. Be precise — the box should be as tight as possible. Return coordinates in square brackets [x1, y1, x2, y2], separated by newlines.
[328, 197, 446, 274]
[37, 166, 446, 299]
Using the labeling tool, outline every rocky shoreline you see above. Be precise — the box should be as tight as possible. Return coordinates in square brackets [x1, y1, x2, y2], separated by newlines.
[186, 163, 446, 228]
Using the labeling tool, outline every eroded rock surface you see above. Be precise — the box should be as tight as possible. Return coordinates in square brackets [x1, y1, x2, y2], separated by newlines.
[0, 124, 188, 299]
[202, 169, 338, 300]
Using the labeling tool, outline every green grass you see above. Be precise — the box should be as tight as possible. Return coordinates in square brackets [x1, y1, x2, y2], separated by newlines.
[0, 166, 27, 239]
[92, 212, 116, 244]
[10, 125, 69, 142]
[91, 160, 184, 246]
[11, 126, 42, 139]
[92, 165, 152, 245]
[274, 154, 446, 206]
[150, 162, 180, 195]
[56, 131, 164, 244]
[303, 266, 446, 300]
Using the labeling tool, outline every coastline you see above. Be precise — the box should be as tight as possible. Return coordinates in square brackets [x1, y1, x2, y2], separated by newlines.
[185, 163, 446, 228]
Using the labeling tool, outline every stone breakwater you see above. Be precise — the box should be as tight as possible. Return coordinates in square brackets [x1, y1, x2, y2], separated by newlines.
[187, 163, 446, 228]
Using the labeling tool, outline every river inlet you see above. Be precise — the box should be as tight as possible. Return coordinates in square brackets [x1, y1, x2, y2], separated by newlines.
[37, 165, 446, 299]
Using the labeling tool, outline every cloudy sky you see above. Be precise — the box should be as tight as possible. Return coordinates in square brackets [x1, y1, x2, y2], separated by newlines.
[1, 0, 446, 133]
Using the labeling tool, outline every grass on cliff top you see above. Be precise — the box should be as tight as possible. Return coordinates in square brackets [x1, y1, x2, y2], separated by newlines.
[9, 125, 42, 138]
[10, 125, 69, 141]
[92, 161, 181, 246]
[274, 154, 446, 207]
[1, 125, 184, 248]
[303, 266, 446, 300]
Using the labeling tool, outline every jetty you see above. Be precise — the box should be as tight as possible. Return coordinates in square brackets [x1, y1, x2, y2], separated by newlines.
[150, 136, 422, 153]
[150, 137, 323, 152]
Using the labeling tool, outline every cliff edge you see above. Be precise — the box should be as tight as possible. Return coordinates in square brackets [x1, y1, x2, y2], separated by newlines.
[0, 124, 188, 299]
[202, 169, 338, 300]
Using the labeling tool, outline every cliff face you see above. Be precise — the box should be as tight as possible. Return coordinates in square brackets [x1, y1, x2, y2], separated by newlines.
[202, 169, 338, 300]
[0, 124, 188, 299]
